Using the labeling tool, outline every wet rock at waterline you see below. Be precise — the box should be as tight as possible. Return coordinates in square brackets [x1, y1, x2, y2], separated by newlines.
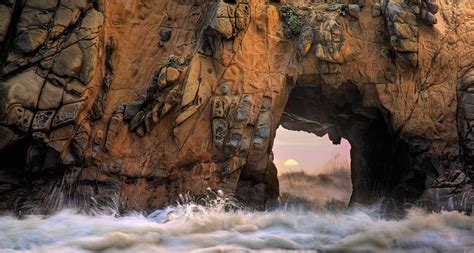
[0, 0, 473, 214]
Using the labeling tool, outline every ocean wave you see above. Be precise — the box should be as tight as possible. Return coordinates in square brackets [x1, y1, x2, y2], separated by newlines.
[0, 201, 472, 253]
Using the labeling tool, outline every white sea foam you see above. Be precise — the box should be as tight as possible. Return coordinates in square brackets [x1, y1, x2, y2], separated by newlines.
[0, 201, 472, 253]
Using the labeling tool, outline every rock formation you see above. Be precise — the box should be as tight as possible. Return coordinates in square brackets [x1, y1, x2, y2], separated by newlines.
[0, 0, 472, 213]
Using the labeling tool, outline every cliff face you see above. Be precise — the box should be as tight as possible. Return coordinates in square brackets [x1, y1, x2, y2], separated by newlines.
[0, 0, 473, 213]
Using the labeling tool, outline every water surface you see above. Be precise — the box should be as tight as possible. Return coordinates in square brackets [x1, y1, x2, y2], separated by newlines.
[0, 202, 472, 252]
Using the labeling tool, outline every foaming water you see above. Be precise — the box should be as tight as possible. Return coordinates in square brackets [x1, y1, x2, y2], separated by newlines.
[0, 199, 473, 252]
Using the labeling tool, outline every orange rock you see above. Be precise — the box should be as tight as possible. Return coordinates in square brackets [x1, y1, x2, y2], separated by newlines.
[0, 0, 473, 213]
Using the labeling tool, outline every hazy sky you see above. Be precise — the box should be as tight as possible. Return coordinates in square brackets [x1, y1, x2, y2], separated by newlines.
[273, 127, 351, 175]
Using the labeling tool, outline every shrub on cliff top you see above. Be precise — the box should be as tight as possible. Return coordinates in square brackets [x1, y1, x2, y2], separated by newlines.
[280, 4, 303, 38]
[160, 57, 179, 69]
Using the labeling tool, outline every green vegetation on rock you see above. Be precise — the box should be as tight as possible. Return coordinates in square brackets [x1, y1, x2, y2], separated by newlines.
[160, 57, 179, 69]
[280, 5, 303, 38]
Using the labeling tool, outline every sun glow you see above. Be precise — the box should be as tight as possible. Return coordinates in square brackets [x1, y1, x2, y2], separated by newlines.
[283, 159, 299, 167]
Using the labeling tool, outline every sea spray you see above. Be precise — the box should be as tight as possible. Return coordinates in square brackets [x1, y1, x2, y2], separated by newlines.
[0, 192, 472, 252]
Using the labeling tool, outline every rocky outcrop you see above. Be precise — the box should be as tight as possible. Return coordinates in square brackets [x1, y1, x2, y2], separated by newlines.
[0, 0, 472, 213]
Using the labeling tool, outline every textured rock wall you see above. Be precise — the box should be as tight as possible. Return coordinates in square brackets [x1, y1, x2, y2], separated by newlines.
[0, 0, 472, 213]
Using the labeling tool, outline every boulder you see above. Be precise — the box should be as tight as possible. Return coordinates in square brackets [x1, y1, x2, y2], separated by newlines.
[212, 118, 228, 149]
[25, 0, 58, 9]
[0, 126, 17, 149]
[235, 3, 250, 31]
[53, 43, 83, 77]
[208, 2, 235, 39]
[124, 101, 143, 121]
[32, 110, 56, 132]
[0, 68, 45, 110]
[0, 5, 11, 42]
[158, 67, 180, 89]
[38, 82, 63, 110]
[348, 4, 360, 18]
[105, 114, 123, 151]
[3, 106, 33, 132]
[80, 9, 104, 31]
[52, 102, 83, 128]
[129, 111, 144, 132]
[14, 29, 48, 53]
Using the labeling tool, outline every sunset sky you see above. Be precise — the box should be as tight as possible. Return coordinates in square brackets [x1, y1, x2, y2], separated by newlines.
[273, 127, 351, 175]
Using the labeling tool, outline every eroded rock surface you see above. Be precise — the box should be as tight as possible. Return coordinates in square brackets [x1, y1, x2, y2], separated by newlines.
[0, 0, 472, 213]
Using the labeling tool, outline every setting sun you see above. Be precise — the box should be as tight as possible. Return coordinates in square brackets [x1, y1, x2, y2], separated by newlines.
[283, 159, 299, 167]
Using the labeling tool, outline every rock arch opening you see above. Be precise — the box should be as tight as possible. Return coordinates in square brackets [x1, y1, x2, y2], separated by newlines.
[273, 127, 352, 208]
[276, 77, 415, 207]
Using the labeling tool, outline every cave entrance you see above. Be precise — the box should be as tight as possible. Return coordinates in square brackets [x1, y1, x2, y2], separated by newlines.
[273, 126, 352, 208]
[275, 77, 410, 207]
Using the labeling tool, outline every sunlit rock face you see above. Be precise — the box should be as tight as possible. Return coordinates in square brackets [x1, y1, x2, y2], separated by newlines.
[0, 0, 472, 213]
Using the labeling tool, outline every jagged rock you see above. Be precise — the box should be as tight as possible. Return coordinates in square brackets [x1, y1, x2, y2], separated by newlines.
[297, 28, 314, 57]
[408, 136, 431, 153]
[390, 36, 417, 52]
[124, 101, 143, 121]
[73, 9, 103, 84]
[256, 125, 271, 138]
[420, 10, 437, 25]
[372, 3, 381, 17]
[432, 170, 467, 188]
[144, 112, 155, 133]
[25, 0, 58, 9]
[53, 43, 83, 77]
[32, 110, 56, 132]
[51, 7, 74, 37]
[158, 67, 180, 89]
[0, 5, 11, 42]
[420, 187, 474, 212]
[105, 114, 123, 152]
[423, 0, 438, 14]
[3, 106, 33, 132]
[348, 4, 360, 18]
[80, 9, 104, 31]
[315, 17, 346, 64]
[92, 129, 104, 157]
[252, 137, 264, 150]
[48, 125, 75, 152]
[175, 105, 200, 126]
[136, 125, 145, 137]
[208, 2, 235, 39]
[38, 82, 63, 110]
[165, 88, 180, 104]
[77, 40, 99, 84]
[385, 1, 419, 67]
[0, 0, 473, 214]
[32, 132, 49, 144]
[229, 129, 243, 148]
[152, 104, 162, 123]
[0, 127, 17, 149]
[235, 3, 250, 31]
[181, 55, 215, 107]
[18, 6, 54, 30]
[52, 102, 82, 128]
[236, 95, 251, 121]
[166, 67, 180, 84]
[14, 29, 48, 53]
[159, 28, 171, 46]
[63, 80, 86, 104]
[62, 0, 88, 10]
[212, 97, 228, 118]
[0, 69, 45, 111]
[129, 111, 144, 132]
[68, 123, 91, 164]
[212, 118, 228, 149]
